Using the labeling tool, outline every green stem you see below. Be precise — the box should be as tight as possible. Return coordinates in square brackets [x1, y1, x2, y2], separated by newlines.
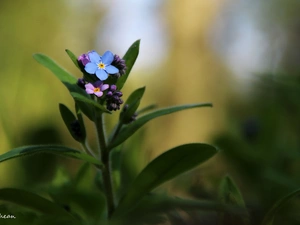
[95, 112, 115, 218]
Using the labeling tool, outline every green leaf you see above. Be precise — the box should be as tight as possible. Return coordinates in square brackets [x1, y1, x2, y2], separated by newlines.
[75, 100, 94, 121]
[33, 53, 81, 93]
[116, 40, 140, 90]
[113, 143, 217, 218]
[119, 87, 145, 124]
[71, 92, 111, 114]
[50, 164, 106, 223]
[33, 53, 95, 120]
[261, 188, 300, 225]
[75, 103, 87, 142]
[0, 188, 76, 221]
[118, 194, 233, 225]
[65, 49, 81, 70]
[121, 194, 244, 222]
[136, 104, 157, 115]
[219, 175, 246, 207]
[218, 175, 250, 225]
[108, 103, 213, 150]
[59, 104, 85, 142]
[0, 145, 102, 167]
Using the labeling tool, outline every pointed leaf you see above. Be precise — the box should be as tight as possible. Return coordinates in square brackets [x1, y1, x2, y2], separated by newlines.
[261, 188, 300, 225]
[75, 100, 94, 121]
[108, 103, 212, 150]
[119, 87, 145, 124]
[119, 194, 236, 225]
[33, 53, 95, 120]
[219, 175, 250, 225]
[0, 145, 102, 167]
[113, 143, 217, 217]
[71, 92, 111, 114]
[219, 176, 246, 207]
[75, 103, 87, 141]
[116, 40, 140, 90]
[137, 104, 157, 115]
[123, 194, 245, 220]
[59, 104, 85, 142]
[0, 188, 76, 221]
[33, 53, 82, 93]
[65, 49, 81, 70]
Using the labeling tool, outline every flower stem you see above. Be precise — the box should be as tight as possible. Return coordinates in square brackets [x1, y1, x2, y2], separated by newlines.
[95, 112, 115, 218]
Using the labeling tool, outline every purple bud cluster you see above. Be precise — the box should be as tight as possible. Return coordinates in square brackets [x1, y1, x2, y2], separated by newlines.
[111, 54, 127, 78]
[105, 85, 123, 111]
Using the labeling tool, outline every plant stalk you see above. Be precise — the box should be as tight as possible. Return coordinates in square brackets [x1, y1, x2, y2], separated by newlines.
[95, 112, 115, 218]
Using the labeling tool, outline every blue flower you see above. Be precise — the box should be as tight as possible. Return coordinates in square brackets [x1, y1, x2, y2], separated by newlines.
[84, 51, 119, 81]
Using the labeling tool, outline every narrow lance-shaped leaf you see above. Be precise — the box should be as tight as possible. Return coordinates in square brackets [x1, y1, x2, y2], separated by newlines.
[122, 194, 245, 223]
[108, 103, 213, 150]
[33, 53, 94, 120]
[137, 104, 157, 115]
[0, 145, 102, 168]
[59, 103, 85, 143]
[0, 188, 77, 222]
[219, 176, 247, 206]
[113, 143, 218, 218]
[75, 100, 95, 122]
[109, 87, 146, 143]
[33, 53, 80, 93]
[119, 87, 145, 124]
[65, 49, 81, 70]
[71, 92, 111, 114]
[261, 188, 300, 225]
[218, 175, 250, 225]
[116, 40, 140, 90]
[75, 103, 87, 141]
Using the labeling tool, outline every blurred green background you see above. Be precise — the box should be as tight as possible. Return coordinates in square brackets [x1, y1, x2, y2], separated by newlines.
[1, 0, 300, 224]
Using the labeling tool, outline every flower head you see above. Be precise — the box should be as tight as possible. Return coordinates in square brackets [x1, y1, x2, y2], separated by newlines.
[84, 51, 119, 81]
[85, 80, 109, 97]
[111, 54, 127, 78]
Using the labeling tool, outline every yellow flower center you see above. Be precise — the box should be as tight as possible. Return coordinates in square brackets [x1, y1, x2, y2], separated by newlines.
[98, 62, 105, 69]
[94, 87, 100, 92]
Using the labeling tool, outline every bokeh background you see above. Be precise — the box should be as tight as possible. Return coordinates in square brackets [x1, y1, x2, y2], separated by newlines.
[1, 0, 300, 224]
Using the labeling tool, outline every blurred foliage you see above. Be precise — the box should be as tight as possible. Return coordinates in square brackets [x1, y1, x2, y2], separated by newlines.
[212, 74, 300, 225]
[0, 0, 102, 187]
[0, 0, 300, 224]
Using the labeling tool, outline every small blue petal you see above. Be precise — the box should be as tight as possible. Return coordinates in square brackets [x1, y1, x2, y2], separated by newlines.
[102, 51, 114, 64]
[85, 63, 98, 74]
[88, 51, 101, 63]
[105, 65, 119, 74]
[96, 69, 108, 80]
